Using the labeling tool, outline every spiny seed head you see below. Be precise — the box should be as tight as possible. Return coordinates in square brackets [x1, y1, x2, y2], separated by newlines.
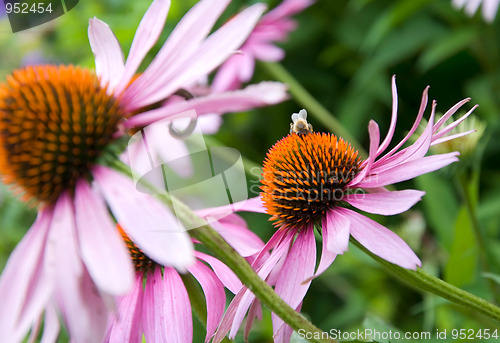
[0, 65, 125, 205]
[261, 132, 361, 230]
[118, 225, 157, 273]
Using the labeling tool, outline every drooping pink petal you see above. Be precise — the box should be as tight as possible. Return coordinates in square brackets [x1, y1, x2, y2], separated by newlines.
[312, 208, 350, 279]
[107, 274, 144, 343]
[74, 180, 134, 295]
[263, 0, 314, 22]
[272, 226, 316, 339]
[0, 210, 52, 342]
[356, 152, 459, 188]
[40, 304, 60, 343]
[274, 303, 302, 343]
[188, 261, 226, 341]
[126, 81, 287, 128]
[211, 215, 264, 257]
[244, 300, 262, 341]
[123, 0, 232, 107]
[88, 18, 125, 93]
[93, 166, 195, 272]
[339, 208, 421, 269]
[125, 3, 267, 111]
[115, 0, 171, 94]
[49, 193, 108, 343]
[213, 288, 246, 343]
[144, 267, 192, 343]
[344, 189, 425, 215]
[195, 251, 242, 294]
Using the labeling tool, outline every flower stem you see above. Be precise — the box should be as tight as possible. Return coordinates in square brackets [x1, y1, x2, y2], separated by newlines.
[259, 62, 366, 157]
[351, 238, 500, 322]
[110, 159, 336, 343]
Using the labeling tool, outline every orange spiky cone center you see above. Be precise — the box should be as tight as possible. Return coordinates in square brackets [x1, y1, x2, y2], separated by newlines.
[0, 65, 125, 205]
[118, 225, 157, 273]
[261, 132, 361, 230]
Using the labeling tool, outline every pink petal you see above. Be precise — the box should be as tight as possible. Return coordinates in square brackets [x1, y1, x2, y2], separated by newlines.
[376, 75, 398, 157]
[272, 227, 316, 338]
[115, 0, 171, 94]
[263, 0, 314, 21]
[482, 0, 500, 22]
[93, 166, 195, 271]
[195, 251, 242, 294]
[274, 303, 302, 343]
[40, 304, 60, 343]
[107, 274, 144, 343]
[195, 196, 267, 218]
[339, 208, 421, 269]
[188, 261, 225, 341]
[356, 152, 459, 188]
[344, 189, 425, 215]
[88, 18, 125, 93]
[350, 120, 380, 186]
[252, 43, 285, 61]
[125, 3, 266, 111]
[433, 105, 477, 141]
[126, 81, 287, 128]
[211, 215, 264, 257]
[122, 0, 232, 108]
[213, 288, 246, 343]
[0, 210, 52, 342]
[431, 129, 476, 146]
[433, 98, 471, 134]
[311, 208, 350, 279]
[74, 180, 134, 295]
[49, 193, 109, 343]
[144, 267, 192, 343]
[244, 300, 262, 341]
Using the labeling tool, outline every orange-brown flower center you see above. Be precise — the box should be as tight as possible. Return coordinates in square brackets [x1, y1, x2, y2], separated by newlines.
[261, 132, 361, 230]
[118, 225, 157, 273]
[0, 65, 125, 205]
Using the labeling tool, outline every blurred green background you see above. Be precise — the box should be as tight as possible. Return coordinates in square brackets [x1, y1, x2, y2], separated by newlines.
[1, 0, 500, 342]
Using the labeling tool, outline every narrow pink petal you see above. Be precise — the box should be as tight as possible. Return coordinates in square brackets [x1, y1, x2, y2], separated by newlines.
[344, 189, 425, 215]
[213, 288, 247, 343]
[49, 194, 108, 343]
[311, 208, 350, 279]
[244, 300, 262, 341]
[356, 152, 459, 188]
[75, 180, 134, 295]
[107, 274, 144, 343]
[211, 215, 264, 257]
[126, 81, 287, 128]
[339, 208, 421, 269]
[431, 129, 476, 146]
[122, 0, 231, 107]
[432, 98, 471, 134]
[376, 75, 398, 157]
[144, 267, 192, 343]
[274, 303, 302, 343]
[350, 120, 380, 186]
[272, 227, 316, 338]
[115, 0, 171, 94]
[482, 0, 500, 22]
[195, 251, 242, 294]
[88, 18, 125, 93]
[125, 4, 266, 111]
[40, 304, 60, 343]
[0, 210, 52, 342]
[376, 85, 429, 165]
[188, 261, 225, 341]
[230, 232, 294, 338]
[465, 0, 483, 16]
[252, 44, 285, 61]
[195, 196, 267, 218]
[263, 0, 314, 21]
[432, 105, 477, 141]
[93, 166, 195, 271]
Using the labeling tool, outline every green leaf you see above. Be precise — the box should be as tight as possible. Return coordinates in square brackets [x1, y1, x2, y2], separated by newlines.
[444, 206, 478, 287]
[482, 272, 500, 285]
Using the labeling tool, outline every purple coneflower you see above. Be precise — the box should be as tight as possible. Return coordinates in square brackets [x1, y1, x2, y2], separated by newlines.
[0, 0, 282, 341]
[212, 0, 314, 92]
[215, 76, 476, 343]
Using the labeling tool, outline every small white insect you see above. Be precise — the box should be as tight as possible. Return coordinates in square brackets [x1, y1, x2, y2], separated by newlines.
[290, 109, 313, 135]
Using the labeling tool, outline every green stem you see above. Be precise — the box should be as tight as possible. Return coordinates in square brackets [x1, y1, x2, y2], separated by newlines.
[259, 62, 366, 157]
[111, 160, 336, 343]
[351, 238, 500, 322]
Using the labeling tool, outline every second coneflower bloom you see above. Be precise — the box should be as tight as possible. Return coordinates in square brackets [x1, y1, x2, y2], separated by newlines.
[215, 76, 477, 343]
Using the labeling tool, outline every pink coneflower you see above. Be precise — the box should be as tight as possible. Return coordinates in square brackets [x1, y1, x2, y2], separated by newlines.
[215, 76, 476, 343]
[105, 205, 265, 342]
[212, 0, 314, 92]
[452, 0, 500, 22]
[0, 0, 278, 341]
